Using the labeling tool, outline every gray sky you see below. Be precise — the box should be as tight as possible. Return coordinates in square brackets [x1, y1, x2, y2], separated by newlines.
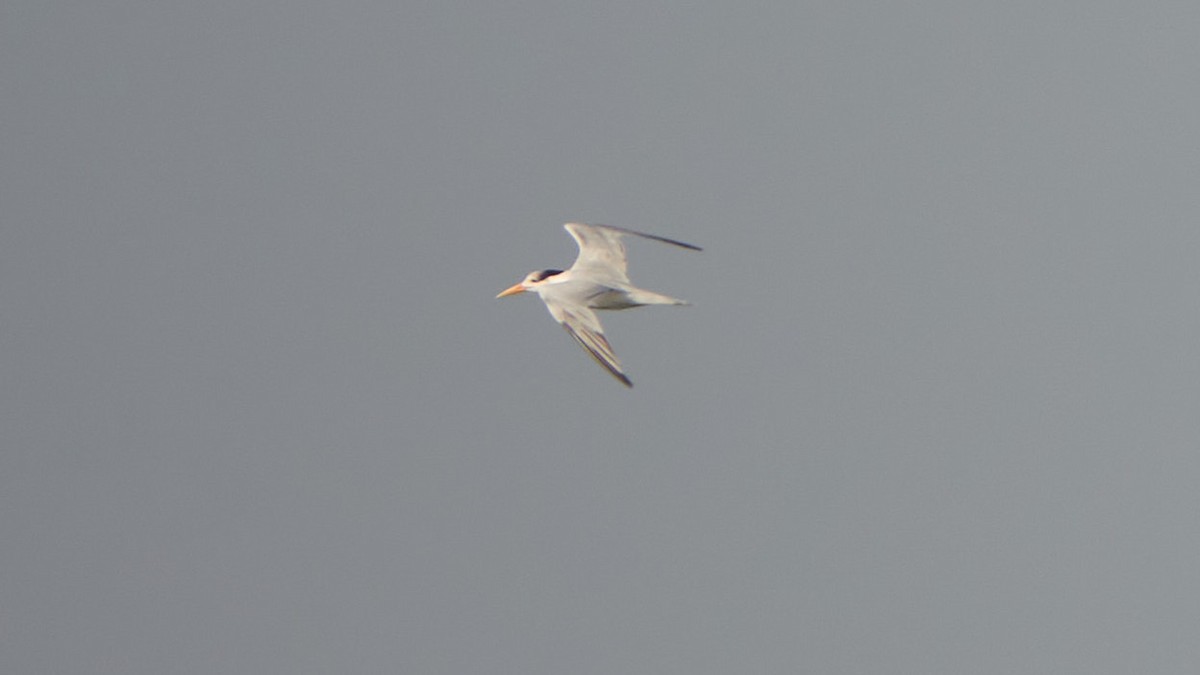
[3, 1, 1199, 673]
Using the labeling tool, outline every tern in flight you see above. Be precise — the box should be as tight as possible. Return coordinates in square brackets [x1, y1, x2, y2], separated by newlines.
[496, 222, 701, 387]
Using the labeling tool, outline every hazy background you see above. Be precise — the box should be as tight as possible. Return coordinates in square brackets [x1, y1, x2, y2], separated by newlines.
[3, 1, 1199, 673]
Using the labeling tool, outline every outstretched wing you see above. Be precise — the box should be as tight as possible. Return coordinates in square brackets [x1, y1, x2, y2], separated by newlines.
[543, 295, 632, 387]
[564, 223, 702, 284]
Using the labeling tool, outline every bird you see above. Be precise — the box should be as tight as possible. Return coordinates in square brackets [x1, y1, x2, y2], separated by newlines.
[496, 222, 701, 387]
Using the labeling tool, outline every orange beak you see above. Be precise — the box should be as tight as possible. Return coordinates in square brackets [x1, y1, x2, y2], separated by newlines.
[496, 283, 527, 298]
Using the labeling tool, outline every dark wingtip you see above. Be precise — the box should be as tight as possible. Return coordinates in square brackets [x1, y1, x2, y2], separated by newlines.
[661, 238, 703, 252]
[591, 223, 702, 252]
[644, 234, 702, 252]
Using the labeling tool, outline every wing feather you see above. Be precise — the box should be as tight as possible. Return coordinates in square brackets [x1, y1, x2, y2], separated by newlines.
[545, 298, 632, 387]
[563, 223, 701, 284]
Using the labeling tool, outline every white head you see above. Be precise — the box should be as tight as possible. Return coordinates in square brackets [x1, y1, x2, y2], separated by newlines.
[495, 269, 564, 298]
